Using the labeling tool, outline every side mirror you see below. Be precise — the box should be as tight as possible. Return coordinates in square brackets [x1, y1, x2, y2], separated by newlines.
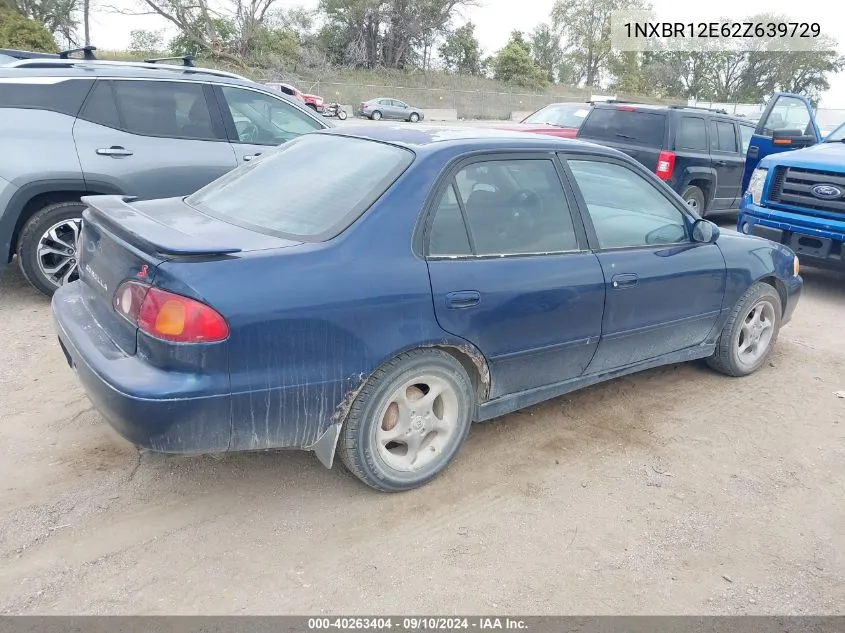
[692, 218, 720, 244]
[772, 128, 816, 148]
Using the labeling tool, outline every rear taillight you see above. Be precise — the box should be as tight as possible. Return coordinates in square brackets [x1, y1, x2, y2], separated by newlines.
[361, 102, 368, 109]
[655, 150, 675, 180]
[114, 280, 229, 343]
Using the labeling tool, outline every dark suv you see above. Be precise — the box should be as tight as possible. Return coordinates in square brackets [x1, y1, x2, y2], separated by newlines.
[576, 102, 756, 216]
[0, 48, 330, 296]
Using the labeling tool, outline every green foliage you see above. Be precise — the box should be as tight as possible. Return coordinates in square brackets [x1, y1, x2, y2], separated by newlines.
[439, 22, 483, 75]
[128, 29, 164, 56]
[492, 34, 549, 90]
[249, 26, 300, 67]
[529, 23, 562, 83]
[169, 17, 236, 56]
[0, 9, 56, 51]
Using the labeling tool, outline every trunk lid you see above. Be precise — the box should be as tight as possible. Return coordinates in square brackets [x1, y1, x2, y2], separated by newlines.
[77, 195, 300, 354]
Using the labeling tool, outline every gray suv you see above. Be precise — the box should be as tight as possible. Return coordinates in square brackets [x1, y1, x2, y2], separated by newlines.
[0, 51, 331, 296]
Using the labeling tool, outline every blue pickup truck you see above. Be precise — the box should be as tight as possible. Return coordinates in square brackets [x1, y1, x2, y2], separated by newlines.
[738, 92, 844, 271]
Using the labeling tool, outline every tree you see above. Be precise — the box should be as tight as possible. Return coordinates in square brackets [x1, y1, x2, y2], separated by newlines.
[529, 22, 562, 83]
[128, 28, 164, 56]
[439, 21, 482, 75]
[11, 0, 79, 43]
[492, 33, 548, 90]
[0, 8, 56, 50]
[551, 0, 650, 87]
[168, 17, 237, 56]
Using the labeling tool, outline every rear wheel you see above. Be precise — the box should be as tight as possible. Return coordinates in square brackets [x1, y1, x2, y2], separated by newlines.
[682, 185, 706, 216]
[371, 110, 382, 121]
[337, 349, 474, 492]
[17, 201, 86, 297]
[409, 112, 420, 123]
[706, 282, 782, 377]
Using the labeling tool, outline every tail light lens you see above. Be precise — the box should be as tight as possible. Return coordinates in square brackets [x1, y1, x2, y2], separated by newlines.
[656, 150, 675, 180]
[361, 102, 368, 109]
[114, 280, 229, 343]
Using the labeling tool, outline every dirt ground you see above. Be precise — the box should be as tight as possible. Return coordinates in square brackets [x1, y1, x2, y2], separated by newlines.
[1, 227, 843, 615]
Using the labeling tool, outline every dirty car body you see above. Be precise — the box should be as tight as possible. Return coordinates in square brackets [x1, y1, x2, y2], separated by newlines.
[52, 125, 802, 487]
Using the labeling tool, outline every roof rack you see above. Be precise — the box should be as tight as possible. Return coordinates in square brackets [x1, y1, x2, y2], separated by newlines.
[58, 45, 97, 60]
[668, 104, 729, 115]
[144, 55, 195, 67]
[5, 57, 248, 81]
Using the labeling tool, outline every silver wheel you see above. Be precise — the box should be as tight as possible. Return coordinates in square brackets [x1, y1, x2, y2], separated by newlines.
[37, 218, 81, 288]
[737, 300, 776, 366]
[375, 375, 460, 472]
[685, 197, 699, 212]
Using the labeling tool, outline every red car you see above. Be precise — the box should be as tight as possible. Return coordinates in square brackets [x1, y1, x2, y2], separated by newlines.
[493, 102, 593, 138]
[265, 82, 325, 113]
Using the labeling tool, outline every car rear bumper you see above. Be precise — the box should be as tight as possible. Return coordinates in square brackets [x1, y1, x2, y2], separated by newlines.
[738, 199, 845, 272]
[51, 281, 233, 453]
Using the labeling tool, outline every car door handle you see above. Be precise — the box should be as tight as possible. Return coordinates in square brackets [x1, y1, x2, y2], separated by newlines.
[611, 274, 638, 289]
[748, 146, 759, 158]
[243, 153, 262, 161]
[96, 146, 133, 157]
[445, 291, 480, 309]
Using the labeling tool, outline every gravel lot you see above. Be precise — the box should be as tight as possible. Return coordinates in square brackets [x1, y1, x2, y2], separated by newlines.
[0, 198, 843, 614]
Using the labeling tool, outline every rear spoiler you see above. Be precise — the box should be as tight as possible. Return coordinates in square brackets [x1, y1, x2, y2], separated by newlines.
[81, 195, 242, 257]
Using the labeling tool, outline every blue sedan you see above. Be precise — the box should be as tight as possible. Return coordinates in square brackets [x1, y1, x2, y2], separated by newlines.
[52, 125, 802, 492]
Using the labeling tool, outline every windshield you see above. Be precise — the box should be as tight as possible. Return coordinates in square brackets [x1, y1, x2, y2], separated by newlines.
[523, 104, 590, 128]
[187, 134, 414, 241]
[823, 122, 845, 142]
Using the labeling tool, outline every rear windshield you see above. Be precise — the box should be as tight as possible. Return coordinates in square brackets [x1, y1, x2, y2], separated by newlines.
[523, 104, 590, 128]
[186, 134, 414, 241]
[578, 108, 667, 147]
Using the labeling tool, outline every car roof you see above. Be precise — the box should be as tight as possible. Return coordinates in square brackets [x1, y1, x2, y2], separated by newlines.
[319, 123, 623, 156]
[591, 101, 752, 123]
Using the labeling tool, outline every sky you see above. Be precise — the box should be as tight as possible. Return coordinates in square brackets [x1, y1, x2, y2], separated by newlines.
[88, 0, 845, 108]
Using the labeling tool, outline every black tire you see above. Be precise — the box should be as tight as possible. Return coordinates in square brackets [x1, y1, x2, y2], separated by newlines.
[706, 282, 782, 377]
[337, 348, 475, 492]
[338, 109, 347, 120]
[682, 185, 706, 216]
[409, 112, 420, 123]
[371, 110, 382, 121]
[17, 201, 86, 298]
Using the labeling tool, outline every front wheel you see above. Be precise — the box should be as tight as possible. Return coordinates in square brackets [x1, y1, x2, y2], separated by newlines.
[17, 201, 86, 297]
[409, 112, 420, 123]
[337, 349, 475, 492]
[337, 109, 347, 120]
[706, 282, 782, 377]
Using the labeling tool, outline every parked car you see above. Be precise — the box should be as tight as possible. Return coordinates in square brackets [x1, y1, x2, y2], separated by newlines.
[576, 102, 756, 216]
[492, 102, 592, 138]
[265, 81, 325, 113]
[0, 51, 331, 296]
[738, 92, 844, 272]
[52, 125, 802, 492]
[359, 98, 424, 122]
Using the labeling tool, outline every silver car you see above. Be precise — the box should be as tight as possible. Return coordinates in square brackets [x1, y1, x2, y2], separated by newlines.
[359, 98, 425, 122]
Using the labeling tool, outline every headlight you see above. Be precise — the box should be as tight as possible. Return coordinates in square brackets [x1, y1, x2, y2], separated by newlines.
[793, 255, 800, 277]
[748, 168, 768, 205]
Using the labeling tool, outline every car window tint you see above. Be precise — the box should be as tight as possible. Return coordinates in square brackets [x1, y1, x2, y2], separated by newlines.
[715, 121, 738, 152]
[429, 184, 471, 256]
[578, 108, 666, 147]
[187, 134, 413, 240]
[568, 160, 688, 249]
[112, 80, 219, 140]
[739, 124, 754, 153]
[0, 77, 93, 116]
[79, 80, 120, 128]
[677, 117, 707, 151]
[452, 159, 578, 256]
[221, 86, 321, 145]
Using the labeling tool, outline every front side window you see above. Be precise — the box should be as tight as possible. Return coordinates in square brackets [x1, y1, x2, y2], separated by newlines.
[221, 86, 321, 145]
[112, 80, 220, 140]
[187, 134, 413, 240]
[568, 160, 688, 249]
[443, 159, 579, 256]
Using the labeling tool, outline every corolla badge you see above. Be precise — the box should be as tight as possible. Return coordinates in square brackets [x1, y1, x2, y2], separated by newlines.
[810, 184, 842, 200]
[84, 264, 108, 292]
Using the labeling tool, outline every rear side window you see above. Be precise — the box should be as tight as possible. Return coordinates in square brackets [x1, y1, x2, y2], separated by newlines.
[0, 77, 93, 116]
[187, 134, 414, 240]
[112, 80, 221, 141]
[676, 116, 707, 151]
[579, 108, 666, 147]
[79, 80, 121, 128]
